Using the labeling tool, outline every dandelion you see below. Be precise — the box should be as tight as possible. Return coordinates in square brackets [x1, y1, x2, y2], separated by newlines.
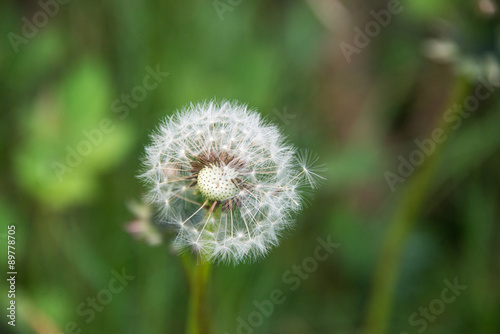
[140, 100, 324, 264]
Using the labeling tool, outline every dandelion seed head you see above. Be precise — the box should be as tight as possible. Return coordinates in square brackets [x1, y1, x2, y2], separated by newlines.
[140, 100, 324, 264]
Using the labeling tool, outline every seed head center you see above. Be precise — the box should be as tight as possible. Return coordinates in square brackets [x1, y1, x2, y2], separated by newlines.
[197, 166, 239, 201]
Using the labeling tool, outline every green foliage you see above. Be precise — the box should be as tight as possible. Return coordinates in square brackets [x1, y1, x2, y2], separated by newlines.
[1, 0, 499, 334]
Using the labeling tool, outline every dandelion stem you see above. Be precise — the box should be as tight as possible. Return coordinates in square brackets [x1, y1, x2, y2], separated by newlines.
[186, 257, 212, 334]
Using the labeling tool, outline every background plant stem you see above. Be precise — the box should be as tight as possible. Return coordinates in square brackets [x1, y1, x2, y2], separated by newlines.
[363, 77, 470, 334]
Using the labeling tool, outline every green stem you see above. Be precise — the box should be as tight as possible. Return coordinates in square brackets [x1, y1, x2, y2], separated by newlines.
[363, 77, 470, 334]
[186, 258, 212, 334]
[184, 202, 219, 334]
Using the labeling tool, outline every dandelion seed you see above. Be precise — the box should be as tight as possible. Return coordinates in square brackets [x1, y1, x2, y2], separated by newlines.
[139, 100, 324, 264]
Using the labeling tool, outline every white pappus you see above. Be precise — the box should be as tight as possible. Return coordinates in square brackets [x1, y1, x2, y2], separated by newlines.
[139, 100, 324, 264]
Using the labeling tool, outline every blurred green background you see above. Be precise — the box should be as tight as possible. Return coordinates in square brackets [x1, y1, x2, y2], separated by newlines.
[1, 0, 499, 333]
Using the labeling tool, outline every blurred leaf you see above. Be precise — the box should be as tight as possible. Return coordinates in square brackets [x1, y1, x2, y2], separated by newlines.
[14, 58, 135, 209]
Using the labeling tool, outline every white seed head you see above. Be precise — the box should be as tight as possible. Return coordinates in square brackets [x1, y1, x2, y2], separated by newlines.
[139, 100, 324, 264]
